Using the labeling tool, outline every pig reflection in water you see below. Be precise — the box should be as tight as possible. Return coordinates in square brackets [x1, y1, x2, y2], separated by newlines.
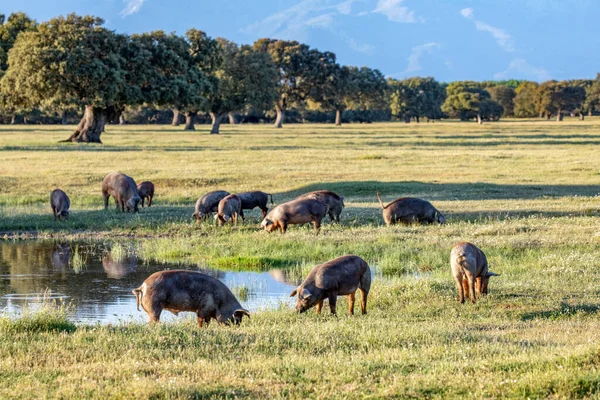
[102, 254, 137, 279]
[51, 245, 71, 270]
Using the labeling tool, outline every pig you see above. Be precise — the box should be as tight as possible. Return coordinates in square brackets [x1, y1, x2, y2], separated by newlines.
[50, 189, 70, 220]
[102, 172, 141, 213]
[296, 190, 344, 223]
[215, 194, 242, 226]
[450, 242, 499, 304]
[377, 192, 445, 226]
[290, 255, 371, 315]
[132, 270, 250, 327]
[237, 191, 273, 220]
[137, 181, 154, 207]
[260, 198, 327, 235]
[192, 190, 230, 222]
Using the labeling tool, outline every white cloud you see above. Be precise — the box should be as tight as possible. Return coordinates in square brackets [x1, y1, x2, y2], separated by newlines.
[243, 0, 373, 54]
[460, 7, 513, 52]
[494, 58, 551, 82]
[373, 0, 417, 23]
[460, 7, 474, 18]
[120, 0, 145, 17]
[405, 42, 439, 73]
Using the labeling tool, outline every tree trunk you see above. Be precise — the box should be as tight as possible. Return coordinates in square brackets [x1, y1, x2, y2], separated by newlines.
[10, 114, 16, 125]
[274, 106, 285, 128]
[335, 109, 342, 126]
[184, 111, 196, 130]
[476, 114, 483, 125]
[556, 110, 562, 122]
[415, 116, 420, 123]
[546, 113, 551, 120]
[61, 110, 68, 125]
[23, 116, 28, 124]
[171, 109, 181, 126]
[62, 105, 106, 143]
[588, 109, 593, 117]
[119, 115, 126, 125]
[210, 112, 225, 134]
[228, 112, 237, 125]
[579, 112, 585, 121]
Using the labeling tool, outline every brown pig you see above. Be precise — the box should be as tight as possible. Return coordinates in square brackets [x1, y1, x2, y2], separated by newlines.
[102, 172, 141, 212]
[450, 242, 499, 304]
[215, 194, 242, 226]
[237, 191, 273, 219]
[137, 181, 154, 207]
[260, 198, 327, 234]
[377, 192, 445, 226]
[132, 270, 250, 327]
[296, 190, 344, 223]
[192, 190, 230, 222]
[50, 189, 70, 220]
[290, 255, 371, 315]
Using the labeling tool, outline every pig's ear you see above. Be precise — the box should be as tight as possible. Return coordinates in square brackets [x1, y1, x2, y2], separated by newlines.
[213, 214, 219, 220]
[300, 288, 312, 299]
[289, 288, 298, 297]
[192, 212, 198, 219]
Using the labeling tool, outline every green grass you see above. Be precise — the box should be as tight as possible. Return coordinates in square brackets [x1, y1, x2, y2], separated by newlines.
[1, 119, 600, 398]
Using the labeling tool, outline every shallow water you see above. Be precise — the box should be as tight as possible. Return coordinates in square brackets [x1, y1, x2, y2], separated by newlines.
[0, 241, 300, 324]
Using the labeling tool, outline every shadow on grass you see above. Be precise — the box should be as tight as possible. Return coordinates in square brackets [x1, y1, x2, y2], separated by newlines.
[0, 145, 215, 152]
[275, 181, 600, 202]
[521, 302, 600, 321]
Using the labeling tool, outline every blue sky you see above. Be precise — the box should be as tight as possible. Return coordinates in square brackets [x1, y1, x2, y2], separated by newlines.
[5, 0, 599, 82]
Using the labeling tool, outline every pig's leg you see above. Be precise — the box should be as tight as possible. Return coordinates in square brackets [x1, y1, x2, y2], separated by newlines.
[147, 306, 162, 323]
[147, 195, 152, 207]
[280, 222, 287, 234]
[52, 206, 57, 220]
[239, 209, 245, 221]
[358, 288, 368, 315]
[233, 212, 238, 225]
[328, 294, 337, 315]
[196, 313, 206, 328]
[315, 300, 323, 315]
[312, 218, 321, 235]
[454, 275, 465, 304]
[475, 277, 482, 295]
[103, 192, 109, 209]
[462, 278, 469, 298]
[141, 197, 145, 208]
[348, 292, 355, 315]
[260, 207, 268, 219]
[466, 274, 476, 304]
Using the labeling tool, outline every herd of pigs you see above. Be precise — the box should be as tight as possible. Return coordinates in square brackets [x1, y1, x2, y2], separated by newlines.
[49, 171, 498, 327]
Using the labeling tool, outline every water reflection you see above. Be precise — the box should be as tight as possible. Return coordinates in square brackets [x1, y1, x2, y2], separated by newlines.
[0, 241, 297, 324]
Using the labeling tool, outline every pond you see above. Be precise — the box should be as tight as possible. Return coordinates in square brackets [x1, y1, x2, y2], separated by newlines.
[0, 241, 300, 324]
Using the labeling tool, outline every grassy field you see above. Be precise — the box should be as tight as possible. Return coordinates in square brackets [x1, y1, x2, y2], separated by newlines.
[1, 119, 600, 398]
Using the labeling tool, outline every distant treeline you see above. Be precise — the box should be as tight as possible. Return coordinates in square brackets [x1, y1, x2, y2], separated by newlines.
[1, 12, 599, 142]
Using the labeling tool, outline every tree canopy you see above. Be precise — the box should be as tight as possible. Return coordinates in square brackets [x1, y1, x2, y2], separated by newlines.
[389, 77, 445, 122]
[442, 81, 502, 124]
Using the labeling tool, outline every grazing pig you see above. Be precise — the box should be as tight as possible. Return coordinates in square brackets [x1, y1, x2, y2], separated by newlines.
[102, 172, 141, 213]
[132, 270, 250, 327]
[215, 194, 242, 226]
[260, 198, 327, 235]
[192, 190, 230, 222]
[137, 181, 154, 207]
[297, 190, 344, 223]
[50, 189, 70, 220]
[450, 242, 499, 304]
[290, 255, 371, 315]
[237, 191, 273, 219]
[377, 192, 445, 226]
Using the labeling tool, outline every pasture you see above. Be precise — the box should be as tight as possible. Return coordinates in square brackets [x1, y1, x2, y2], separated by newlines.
[1, 120, 600, 398]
